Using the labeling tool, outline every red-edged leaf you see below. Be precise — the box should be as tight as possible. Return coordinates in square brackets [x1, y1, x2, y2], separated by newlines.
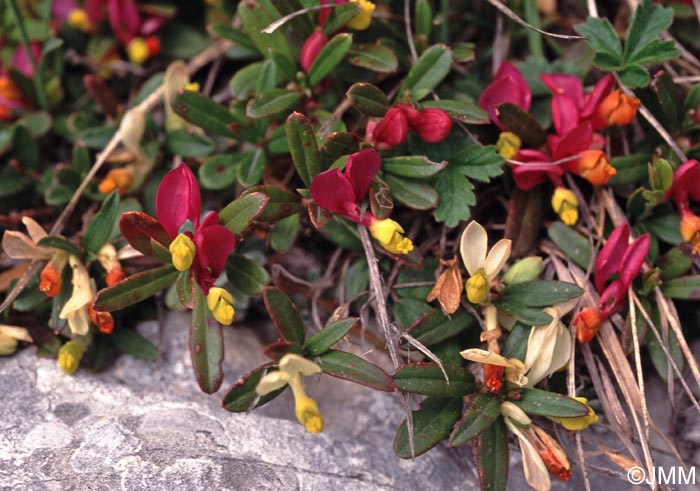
[119, 211, 171, 258]
[222, 363, 286, 412]
[263, 339, 295, 361]
[595, 222, 629, 293]
[316, 349, 396, 391]
[155, 163, 202, 238]
[190, 285, 224, 394]
[263, 287, 305, 345]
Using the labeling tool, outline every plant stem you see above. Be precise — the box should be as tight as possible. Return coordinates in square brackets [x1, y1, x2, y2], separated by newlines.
[7, 0, 49, 110]
[523, 0, 544, 59]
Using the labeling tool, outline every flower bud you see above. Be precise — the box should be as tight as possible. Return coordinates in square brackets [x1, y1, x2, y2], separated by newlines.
[680, 209, 700, 254]
[0, 75, 27, 122]
[39, 264, 62, 297]
[89, 305, 115, 334]
[58, 340, 84, 374]
[68, 9, 91, 32]
[408, 108, 453, 143]
[496, 132, 521, 159]
[295, 394, 324, 433]
[465, 270, 489, 304]
[347, 0, 376, 30]
[106, 267, 126, 286]
[369, 218, 414, 254]
[98, 168, 134, 195]
[593, 89, 640, 129]
[503, 256, 543, 285]
[368, 107, 409, 150]
[0, 333, 18, 356]
[169, 233, 196, 271]
[576, 150, 616, 186]
[574, 307, 603, 343]
[300, 30, 328, 73]
[550, 187, 579, 226]
[144, 36, 161, 58]
[206, 287, 235, 325]
[127, 37, 150, 65]
[484, 363, 504, 393]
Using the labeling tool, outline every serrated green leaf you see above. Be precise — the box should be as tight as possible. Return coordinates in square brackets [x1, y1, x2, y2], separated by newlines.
[394, 396, 462, 458]
[434, 167, 474, 227]
[305, 318, 358, 356]
[263, 287, 305, 344]
[394, 363, 476, 397]
[574, 17, 622, 63]
[449, 393, 501, 446]
[84, 192, 120, 254]
[317, 349, 396, 391]
[401, 44, 453, 100]
[219, 192, 269, 234]
[618, 64, 649, 88]
[94, 265, 178, 312]
[453, 144, 504, 182]
[226, 254, 269, 296]
[172, 91, 236, 138]
[624, 0, 675, 65]
[190, 286, 224, 394]
[510, 388, 588, 418]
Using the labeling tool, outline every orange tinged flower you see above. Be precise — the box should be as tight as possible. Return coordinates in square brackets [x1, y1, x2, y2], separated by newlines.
[531, 425, 573, 482]
[593, 89, 640, 129]
[105, 267, 126, 286]
[39, 265, 61, 298]
[89, 305, 114, 334]
[680, 209, 700, 254]
[0, 74, 27, 122]
[98, 168, 133, 195]
[576, 150, 616, 186]
[574, 307, 603, 343]
[484, 363, 504, 393]
[426, 257, 463, 314]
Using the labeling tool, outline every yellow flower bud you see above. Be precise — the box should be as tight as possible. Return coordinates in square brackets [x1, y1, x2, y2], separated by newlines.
[295, 394, 324, 433]
[0, 333, 18, 356]
[550, 187, 579, 226]
[58, 340, 84, 374]
[127, 37, 150, 65]
[183, 82, 200, 92]
[549, 397, 599, 430]
[206, 287, 235, 325]
[68, 9, 91, 32]
[369, 218, 414, 255]
[466, 269, 489, 304]
[496, 131, 521, 159]
[347, 0, 375, 30]
[169, 234, 196, 271]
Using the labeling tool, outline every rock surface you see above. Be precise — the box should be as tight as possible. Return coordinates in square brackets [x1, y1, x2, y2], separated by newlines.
[0, 312, 690, 490]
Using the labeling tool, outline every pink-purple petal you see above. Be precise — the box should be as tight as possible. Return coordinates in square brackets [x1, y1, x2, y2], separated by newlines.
[345, 148, 381, 201]
[156, 164, 202, 238]
[594, 223, 629, 294]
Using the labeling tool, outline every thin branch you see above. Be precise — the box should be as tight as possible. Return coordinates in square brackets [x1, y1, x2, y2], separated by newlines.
[485, 0, 585, 40]
[404, 0, 419, 63]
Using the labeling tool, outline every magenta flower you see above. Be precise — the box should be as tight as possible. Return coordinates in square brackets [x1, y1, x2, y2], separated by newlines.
[479, 62, 532, 129]
[670, 160, 700, 252]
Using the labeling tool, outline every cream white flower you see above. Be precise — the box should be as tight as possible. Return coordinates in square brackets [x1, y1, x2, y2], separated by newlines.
[460, 221, 511, 304]
[59, 256, 93, 335]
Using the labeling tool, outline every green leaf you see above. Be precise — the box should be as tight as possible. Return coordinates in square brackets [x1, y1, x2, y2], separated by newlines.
[449, 393, 501, 446]
[219, 192, 269, 234]
[317, 349, 396, 391]
[246, 89, 302, 119]
[609, 153, 649, 185]
[405, 308, 476, 347]
[493, 299, 552, 326]
[242, 186, 302, 221]
[477, 417, 509, 491]
[347, 44, 398, 73]
[499, 280, 583, 309]
[421, 100, 489, 125]
[238, 1, 294, 63]
[661, 276, 700, 300]
[574, 17, 622, 64]
[93, 265, 178, 312]
[166, 130, 214, 157]
[305, 318, 358, 356]
[285, 112, 321, 186]
[270, 213, 300, 252]
[190, 286, 224, 394]
[230, 62, 264, 100]
[511, 388, 589, 418]
[172, 90, 236, 138]
[618, 64, 649, 88]
[383, 155, 447, 178]
[37, 236, 82, 257]
[209, 23, 257, 52]
[199, 154, 239, 190]
[84, 192, 120, 254]
[394, 363, 477, 397]
[547, 222, 592, 269]
[320, 132, 361, 167]
[394, 298, 433, 329]
[658, 246, 693, 280]
[501, 323, 531, 361]
[12, 125, 40, 169]
[226, 254, 269, 296]
[111, 329, 158, 360]
[434, 167, 475, 227]
[394, 396, 462, 458]
[384, 174, 439, 210]
[322, 2, 362, 35]
[237, 149, 266, 187]
[623, 0, 675, 65]
[256, 58, 279, 94]
[647, 311, 683, 382]
[645, 212, 683, 244]
[627, 39, 681, 67]
[401, 44, 453, 100]
[263, 287, 305, 344]
[496, 103, 547, 148]
[346, 83, 390, 117]
[222, 364, 286, 412]
[308, 33, 353, 86]
[415, 0, 433, 39]
[453, 144, 505, 182]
